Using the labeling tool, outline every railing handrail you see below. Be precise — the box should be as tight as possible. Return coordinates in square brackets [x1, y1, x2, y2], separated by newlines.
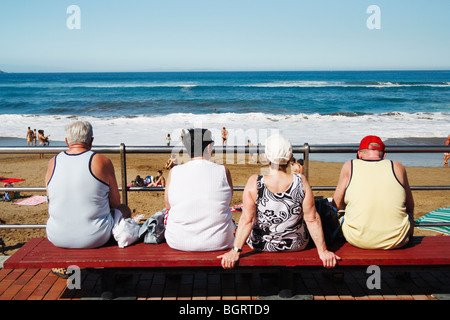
[1, 144, 449, 154]
[1, 143, 449, 191]
[2, 185, 450, 192]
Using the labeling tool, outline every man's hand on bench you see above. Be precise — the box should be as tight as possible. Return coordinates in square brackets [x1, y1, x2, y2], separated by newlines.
[318, 249, 341, 268]
[116, 203, 132, 219]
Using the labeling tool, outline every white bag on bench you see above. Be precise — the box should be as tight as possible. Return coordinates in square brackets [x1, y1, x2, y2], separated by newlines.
[112, 209, 140, 248]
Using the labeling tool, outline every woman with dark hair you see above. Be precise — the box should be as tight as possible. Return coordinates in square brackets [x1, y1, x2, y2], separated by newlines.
[164, 128, 235, 251]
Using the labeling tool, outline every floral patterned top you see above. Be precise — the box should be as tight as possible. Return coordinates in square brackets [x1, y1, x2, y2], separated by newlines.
[247, 174, 309, 252]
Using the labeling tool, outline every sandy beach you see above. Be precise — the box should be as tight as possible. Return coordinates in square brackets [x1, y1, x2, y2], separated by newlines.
[1, 151, 449, 256]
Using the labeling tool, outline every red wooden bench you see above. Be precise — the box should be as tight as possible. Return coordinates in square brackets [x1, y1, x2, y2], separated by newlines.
[4, 236, 450, 299]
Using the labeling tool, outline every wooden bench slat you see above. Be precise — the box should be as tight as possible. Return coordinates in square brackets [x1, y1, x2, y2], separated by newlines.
[4, 236, 450, 270]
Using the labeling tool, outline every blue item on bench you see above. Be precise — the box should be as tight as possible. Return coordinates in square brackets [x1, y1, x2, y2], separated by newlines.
[139, 209, 166, 244]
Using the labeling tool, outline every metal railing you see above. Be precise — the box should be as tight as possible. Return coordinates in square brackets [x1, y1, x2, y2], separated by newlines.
[1, 143, 450, 229]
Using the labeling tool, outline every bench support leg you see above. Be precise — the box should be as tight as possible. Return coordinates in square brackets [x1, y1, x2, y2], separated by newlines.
[278, 268, 294, 298]
[93, 269, 136, 300]
[258, 268, 313, 300]
[100, 269, 116, 300]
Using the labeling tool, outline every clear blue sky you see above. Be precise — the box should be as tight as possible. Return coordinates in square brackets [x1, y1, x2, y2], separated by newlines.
[1, 0, 449, 72]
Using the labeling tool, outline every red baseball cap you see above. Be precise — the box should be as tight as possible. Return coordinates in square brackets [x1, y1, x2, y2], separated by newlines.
[359, 135, 385, 151]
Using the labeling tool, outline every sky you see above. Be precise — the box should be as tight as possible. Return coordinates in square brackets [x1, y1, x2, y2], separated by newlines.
[0, 0, 449, 72]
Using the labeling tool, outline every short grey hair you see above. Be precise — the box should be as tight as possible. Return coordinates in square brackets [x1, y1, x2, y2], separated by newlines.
[359, 148, 384, 159]
[65, 121, 93, 145]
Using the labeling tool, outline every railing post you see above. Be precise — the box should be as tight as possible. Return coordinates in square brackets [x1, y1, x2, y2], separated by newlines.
[120, 143, 128, 206]
[303, 143, 310, 180]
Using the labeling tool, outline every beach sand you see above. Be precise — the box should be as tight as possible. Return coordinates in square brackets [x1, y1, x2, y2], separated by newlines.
[1, 152, 449, 255]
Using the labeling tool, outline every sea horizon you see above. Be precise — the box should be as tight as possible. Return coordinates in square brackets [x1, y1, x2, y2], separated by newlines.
[1, 69, 450, 74]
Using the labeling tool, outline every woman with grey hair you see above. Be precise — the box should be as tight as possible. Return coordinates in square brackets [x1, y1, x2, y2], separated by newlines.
[218, 134, 340, 269]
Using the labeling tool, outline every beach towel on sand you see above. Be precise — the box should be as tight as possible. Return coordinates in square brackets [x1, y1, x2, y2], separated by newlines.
[14, 195, 47, 206]
[0, 177, 25, 184]
[231, 203, 243, 212]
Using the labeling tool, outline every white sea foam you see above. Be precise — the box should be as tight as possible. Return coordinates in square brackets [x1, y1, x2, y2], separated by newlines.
[1, 80, 449, 89]
[81, 83, 198, 88]
[245, 81, 333, 88]
[243, 81, 450, 88]
[0, 82, 198, 89]
[1, 112, 449, 147]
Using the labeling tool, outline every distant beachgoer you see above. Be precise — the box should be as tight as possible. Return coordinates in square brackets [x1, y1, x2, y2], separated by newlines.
[165, 154, 178, 170]
[46, 121, 134, 255]
[148, 170, 165, 187]
[221, 127, 228, 146]
[38, 129, 50, 146]
[26, 127, 34, 146]
[247, 139, 256, 163]
[257, 143, 266, 164]
[3, 183, 15, 201]
[131, 175, 145, 187]
[333, 135, 414, 250]
[166, 134, 171, 146]
[218, 134, 340, 269]
[444, 135, 450, 167]
[33, 129, 37, 146]
[164, 128, 235, 251]
[37, 129, 50, 159]
[290, 157, 304, 174]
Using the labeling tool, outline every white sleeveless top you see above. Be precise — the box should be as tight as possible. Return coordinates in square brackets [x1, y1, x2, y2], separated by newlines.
[165, 159, 235, 251]
[46, 150, 114, 248]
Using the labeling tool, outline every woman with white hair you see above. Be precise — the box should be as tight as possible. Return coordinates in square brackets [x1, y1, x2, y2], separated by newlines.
[218, 134, 340, 269]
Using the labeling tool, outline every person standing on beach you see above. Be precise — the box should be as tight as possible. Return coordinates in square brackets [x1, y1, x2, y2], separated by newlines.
[26, 127, 34, 146]
[38, 129, 50, 146]
[37, 129, 50, 159]
[221, 127, 228, 146]
[180, 129, 185, 142]
[46, 121, 133, 250]
[166, 133, 171, 146]
[247, 139, 256, 163]
[332, 135, 414, 250]
[444, 135, 450, 167]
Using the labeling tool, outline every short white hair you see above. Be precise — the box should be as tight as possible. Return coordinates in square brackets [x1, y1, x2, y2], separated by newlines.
[65, 121, 93, 145]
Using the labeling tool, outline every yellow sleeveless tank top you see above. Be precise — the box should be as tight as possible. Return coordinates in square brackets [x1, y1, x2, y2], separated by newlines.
[343, 159, 411, 249]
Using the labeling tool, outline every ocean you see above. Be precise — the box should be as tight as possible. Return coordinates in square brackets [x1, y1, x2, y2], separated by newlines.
[1, 70, 449, 166]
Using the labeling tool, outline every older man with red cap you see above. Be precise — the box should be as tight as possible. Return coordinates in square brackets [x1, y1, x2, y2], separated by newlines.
[333, 135, 414, 250]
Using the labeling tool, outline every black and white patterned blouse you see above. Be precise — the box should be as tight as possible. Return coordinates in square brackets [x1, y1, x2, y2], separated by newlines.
[247, 174, 309, 252]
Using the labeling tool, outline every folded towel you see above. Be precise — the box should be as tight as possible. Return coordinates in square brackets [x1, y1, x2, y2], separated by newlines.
[14, 195, 47, 206]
